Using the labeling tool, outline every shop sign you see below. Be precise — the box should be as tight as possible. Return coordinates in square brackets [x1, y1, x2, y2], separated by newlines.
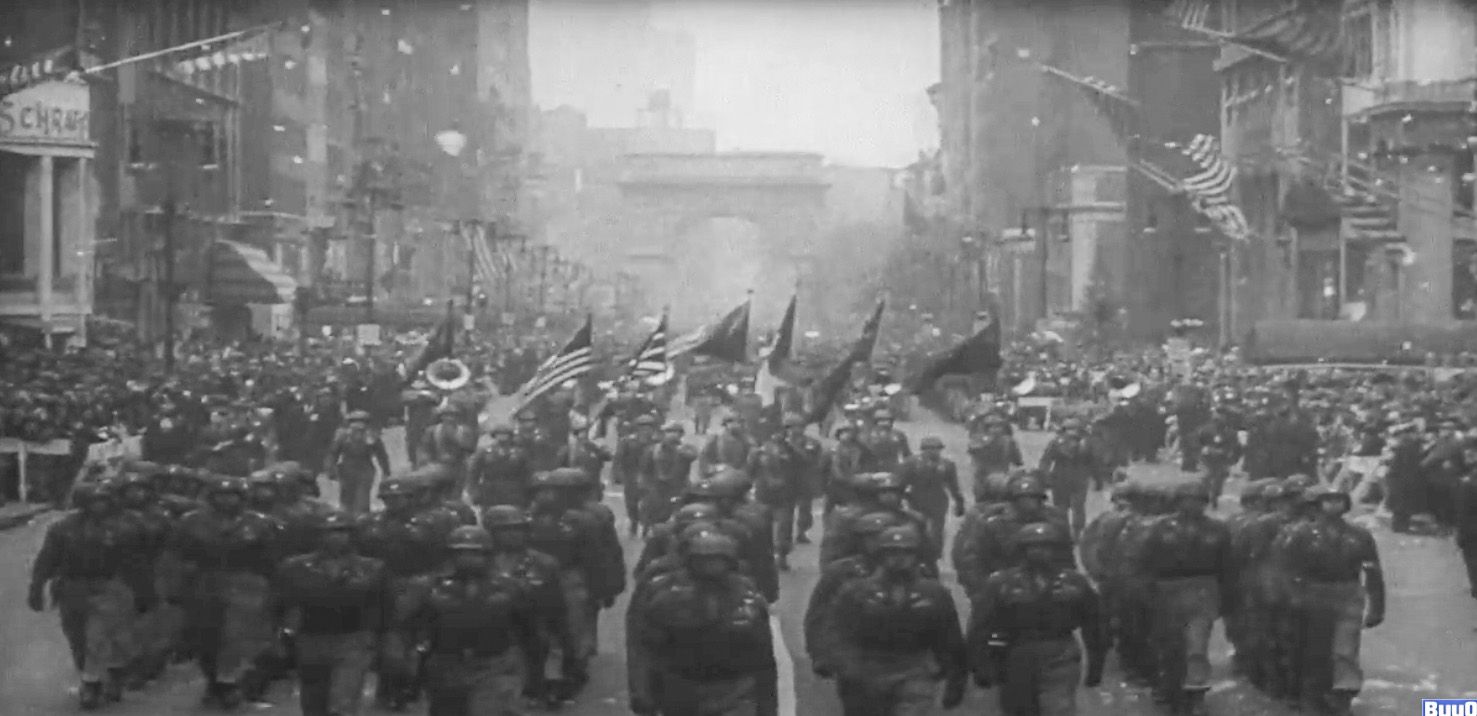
[0, 80, 90, 145]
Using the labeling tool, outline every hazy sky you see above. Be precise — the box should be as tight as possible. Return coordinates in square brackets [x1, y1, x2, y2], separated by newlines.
[530, 0, 940, 167]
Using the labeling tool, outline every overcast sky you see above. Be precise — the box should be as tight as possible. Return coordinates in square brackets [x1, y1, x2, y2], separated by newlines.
[530, 0, 940, 167]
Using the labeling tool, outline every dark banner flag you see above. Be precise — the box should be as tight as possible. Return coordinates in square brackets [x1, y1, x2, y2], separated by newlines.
[908, 308, 1003, 393]
[805, 299, 886, 425]
[401, 300, 456, 386]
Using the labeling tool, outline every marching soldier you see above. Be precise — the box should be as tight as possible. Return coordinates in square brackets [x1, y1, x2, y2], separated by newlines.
[415, 406, 477, 486]
[1038, 418, 1102, 537]
[116, 469, 176, 687]
[705, 470, 782, 604]
[821, 472, 934, 567]
[29, 480, 154, 709]
[863, 409, 912, 472]
[1077, 481, 1137, 599]
[804, 516, 920, 676]
[639, 421, 698, 534]
[1455, 438, 1477, 599]
[467, 424, 533, 509]
[628, 530, 776, 716]
[325, 411, 391, 515]
[358, 478, 441, 710]
[400, 381, 439, 467]
[272, 465, 337, 558]
[752, 413, 821, 570]
[614, 414, 660, 535]
[953, 474, 1072, 600]
[482, 505, 566, 706]
[898, 436, 967, 555]
[1194, 407, 1244, 506]
[514, 409, 561, 472]
[408, 526, 540, 715]
[967, 522, 1106, 715]
[567, 466, 626, 656]
[823, 424, 874, 514]
[824, 527, 967, 713]
[1277, 486, 1385, 716]
[526, 469, 613, 699]
[635, 500, 725, 578]
[1139, 481, 1233, 715]
[275, 512, 389, 716]
[556, 414, 613, 485]
[966, 415, 1023, 503]
[171, 476, 283, 709]
[1223, 478, 1274, 678]
[1105, 482, 1167, 688]
[698, 414, 755, 477]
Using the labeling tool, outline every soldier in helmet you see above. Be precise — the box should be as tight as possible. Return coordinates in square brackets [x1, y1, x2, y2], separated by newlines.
[898, 436, 967, 555]
[967, 522, 1106, 715]
[272, 464, 338, 558]
[1193, 405, 1244, 505]
[482, 505, 565, 705]
[526, 468, 611, 699]
[1078, 481, 1139, 593]
[1102, 481, 1166, 687]
[1223, 478, 1275, 677]
[751, 412, 823, 570]
[967, 415, 1023, 503]
[804, 516, 921, 676]
[170, 476, 283, 708]
[116, 467, 176, 687]
[467, 423, 533, 509]
[401, 380, 439, 467]
[638, 421, 698, 535]
[565, 466, 626, 657]
[824, 526, 967, 712]
[415, 406, 477, 490]
[704, 471, 781, 605]
[555, 413, 613, 486]
[823, 424, 875, 514]
[952, 472, 1073, 600]
[821, 472, 935, 567]
[1038, 417, 1103, 538]
[29, 479, 154, 709]
[863, 409, 912, 473]
[1138, 481, 1233, 715]
[514, 409, 560, 472]
[698, 414, 755, 478]
[358, 478, 442, 709]
[1274, 485, 1384, 716]
[407, 526, 540, 715]
[627, 529, 776, 716]
[325, 411, 391, 515]
[275, 512, 389, 716]
[634, 501, 726, 580]
[614, 413, 660, 535]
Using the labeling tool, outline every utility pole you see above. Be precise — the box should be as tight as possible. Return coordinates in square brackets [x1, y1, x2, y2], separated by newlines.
[464, 221, 477, 312]
[162, 194, 177, 371]
[347, 29, 376, 324]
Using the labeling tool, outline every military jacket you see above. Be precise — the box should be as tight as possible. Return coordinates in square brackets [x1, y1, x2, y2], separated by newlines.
[275, 551, 389, 635]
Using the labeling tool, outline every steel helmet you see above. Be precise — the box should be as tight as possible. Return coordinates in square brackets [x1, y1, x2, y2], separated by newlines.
[1006, 474, 1049, 499]
[1240, 479, 1270, 504]
[482, 505, 531, 529]
[547, 467, 588, 488]
[634, 414, 658, 427]
[683, 530, 740, 560]
[528, 471, 559, 490]
[488, 423, 514, 437]
[707, 469, 753, 498]
[249, 470, 278, 488]
[919, 436, 944, 450]
[1171, 481, 1212, 502]
[118, 470, 153, 490]
[673, 502, 722, 527]
[854, 511, 905, 535]
[661, 420, 685, 434]
[71, 480, 113, 505]
[1304, 484, 1351, 508]
[683, 480, 726, 501]
[446, 526, 495, 551]
[1014, 521, 1070, 547]
[211, 476, 251, 496]
[378, 478, 418, 498]
[873, 526, 924, 552]
[1109, 481, 1138, 502]
[782, 412, 806, 428]
[874, 409, 893, 421]
[1283, 473, 1317, 492]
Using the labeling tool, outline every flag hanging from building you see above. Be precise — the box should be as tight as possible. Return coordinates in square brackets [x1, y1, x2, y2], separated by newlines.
[1162, 0, 1215, 33]
[668, 297, 751, 363]
[805, 298, 886, 424]
[1171, 134, 1252, 241]
[755, 294, 797, 406]
[1228, 1, 1345, 67]
[626, 312, 670, 383]
[1045, 66, 1142, 145]
[513, 314, 595, 410]
[171, 29, 271, 76]
[466, 221, 502, 295]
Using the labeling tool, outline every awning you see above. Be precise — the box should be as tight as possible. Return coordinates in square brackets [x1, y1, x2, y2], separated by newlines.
[210, 240, 296, 305]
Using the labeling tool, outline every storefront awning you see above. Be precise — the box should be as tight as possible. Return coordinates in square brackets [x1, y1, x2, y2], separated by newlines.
[211, 240, 296, 305]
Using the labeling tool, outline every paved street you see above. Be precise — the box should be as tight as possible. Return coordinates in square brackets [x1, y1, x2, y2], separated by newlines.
[1, 405, 1474, 714]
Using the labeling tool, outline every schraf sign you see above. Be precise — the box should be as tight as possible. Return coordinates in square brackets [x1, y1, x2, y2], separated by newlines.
[0, 80, 90, 145]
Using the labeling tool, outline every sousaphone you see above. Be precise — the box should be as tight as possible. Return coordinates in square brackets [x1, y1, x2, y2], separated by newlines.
[426, 358, 471, 391]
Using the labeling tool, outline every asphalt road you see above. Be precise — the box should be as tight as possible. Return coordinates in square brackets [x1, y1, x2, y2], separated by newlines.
[2, 404, 1474, 714]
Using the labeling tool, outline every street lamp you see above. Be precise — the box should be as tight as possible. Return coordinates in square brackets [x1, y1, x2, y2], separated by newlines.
[437, 125, 475, 316]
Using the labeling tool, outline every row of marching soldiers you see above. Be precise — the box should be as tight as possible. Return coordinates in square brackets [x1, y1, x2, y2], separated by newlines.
[27, 456, 628, 714]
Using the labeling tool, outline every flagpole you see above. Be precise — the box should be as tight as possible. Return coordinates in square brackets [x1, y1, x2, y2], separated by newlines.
[84, 22, 283, 75]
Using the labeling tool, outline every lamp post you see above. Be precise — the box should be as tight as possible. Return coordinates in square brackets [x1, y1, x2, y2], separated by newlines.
[435, 124, 473, 316]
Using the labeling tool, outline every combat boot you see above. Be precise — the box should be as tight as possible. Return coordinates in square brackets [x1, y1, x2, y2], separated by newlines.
[103, 669, 125, 702]
[1325, 689, 1356, 716]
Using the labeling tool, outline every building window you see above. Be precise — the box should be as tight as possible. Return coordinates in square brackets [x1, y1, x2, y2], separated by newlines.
[1345, 12, 1373, 78]
[0, 151, 29, 275]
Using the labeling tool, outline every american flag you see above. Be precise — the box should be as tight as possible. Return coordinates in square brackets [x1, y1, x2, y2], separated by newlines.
[627, 314, 668, 382]
[1059, 70, 1142, 145]
[1230, 1, 1345, 66]
[514, 315, 594, 409]
[1175, 134, 1252, 241]
[466, 222, 501, 292]
[1163, 0, 1215, 33]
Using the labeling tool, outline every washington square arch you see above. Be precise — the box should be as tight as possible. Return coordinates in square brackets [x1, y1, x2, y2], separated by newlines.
[614, 152, 829, 326]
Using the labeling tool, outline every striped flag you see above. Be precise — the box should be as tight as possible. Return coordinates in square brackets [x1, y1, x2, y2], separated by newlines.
[627, 313, 669, 383]
[1172, 134, 1251, 241]
[513, 315, 595, 410]
[1052, 68, 1142, 145]
[1230, 1, 1345, 66]
[171, 30, 270, 76]
[466, 222, 502, 293]
[1163, 0, 1215, 33]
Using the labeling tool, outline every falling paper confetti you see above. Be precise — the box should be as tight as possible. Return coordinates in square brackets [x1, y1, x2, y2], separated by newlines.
[397, 39, 414, 55]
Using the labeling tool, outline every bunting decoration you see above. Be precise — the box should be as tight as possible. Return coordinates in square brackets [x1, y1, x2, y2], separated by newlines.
[171, 29, 271, 76]
[0, 54, 79, 100]
[1162, 0, 1215, 33]
[1230, 1, 1345, 67]
[1172, 134, 1253, 241]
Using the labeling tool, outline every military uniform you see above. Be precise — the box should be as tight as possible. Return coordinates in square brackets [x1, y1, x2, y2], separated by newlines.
[415, 411, 478, 490]
[803, 515, 920, 675]
[821, 472, 935, 568]
[697, 418, 755, 477]
[897, 438, 966, 555]
[526, 469, 612, 695]
[639, 425, 698, 530]
[358, 479, 442, 709]
[613, 417, 659, 532]
[1037, 423, 1102, 537]
[30, 481, 152, 708]
[952, 476, 1073, 600]
[751, 415, 822, 567]
[826, 528, 966, 714]
[467, 426, 533, 508]
[275, 513, 389, 716]
[823, 427, 875, 513]
[1194, 416, 1243, 504]
[966, 422, 1024, 503]
[483, 506, 567, 704]
[325, 412, 391, 515]
[968, 523, 1106, 716]
[629, 530, 775, 716]
[408, 527, 539, 716]
[862, 413, 912, 473]
[116, 470, 178, 686]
